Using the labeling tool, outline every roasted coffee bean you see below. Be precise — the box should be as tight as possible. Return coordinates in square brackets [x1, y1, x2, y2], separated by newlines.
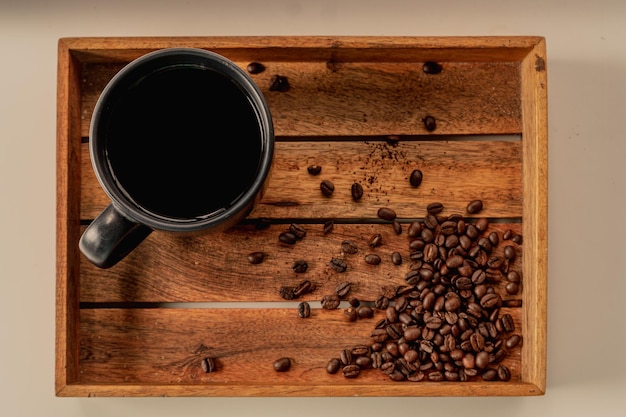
[340, 349, 353, 365]
[488, 231, 499, 247]
[344, 307, 358, 322]
[512, 234, 523, 244]
[355, 356, 372, 369]
[323, 220, 334, 234]
[293, 279, 312, 297]
[278, 232, 297, 245]
[273, 357, 291, 372]
[341, 240, 359, 254]
[423, 61, 443, 74]
[475, 217, 489, 232]
[326, 358, 341, 374]
[446, 255, 464, 269]
[369, 233, 383, 248]
[423, 115, 437, 132]
[279, 286, 296, 300]
[505, 334, 522, 349]
[378, 207, 397, 221]
[370, 328, 388, 343]
[482, 368, 498, 381]
[269, 74, 290, 92]
[320, 179, 335, 197]
[501, 314, 515, 332]
[392, 221, 402, 235]
[427, 202, 444, 215]
[307, 164, 322, 175]
[409, 169, 423, 187]
[466, 199, 484, 214]
[289, 223, 307, 239]
[391, 251, 403, 265]
[504, 299, 522, 307]
[348, 297, 360, 308]
[342, 364, 361, 378]
[298, 301, 311, 318]
[497, 364, 511, 381]
[505, 282, 520, 295]
[407, 221, 422, 237]
[357, 305, 374, 319]
[480, 293, 502, 309]
[329, 257, 347, 272]
[504, 245, 516, 260]
[201, 357, 216, 373]
[246, 62, 266, 74]
[365, 254, 382, 265]
[351, 182, 364, 201]
[370, 351, 382, 369]
[335, 281, 352, 297]
[351, 345, 370, 357]
[374, 295, 389, 310]
[475, 351, 490, 369]
[247, 251, 265, 264]
[503, 229, 513, 240]
[321, 294, 341, 309]
[292, 260, 308, 274]
[428, 371, 444, 381]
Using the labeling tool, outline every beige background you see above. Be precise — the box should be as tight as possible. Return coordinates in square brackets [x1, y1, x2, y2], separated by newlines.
[1, 0, 625, 416]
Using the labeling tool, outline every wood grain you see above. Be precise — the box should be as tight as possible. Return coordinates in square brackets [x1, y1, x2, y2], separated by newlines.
[80, 139, 523, 220]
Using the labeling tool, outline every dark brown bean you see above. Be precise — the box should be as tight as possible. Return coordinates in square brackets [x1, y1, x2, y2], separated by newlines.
[466, 199, 484, 214]
[307, 165, 322, 175]
[505, 334, 522, 349]
[269, 74, 290, 92]
[351, 182, 364, 201]
[329, 257, 347, 272]
[326, 358, 341, 374]
[342, 364, 361, 378]
[423, 115, 437, 132]
[323, 220, 334, 234]
[343, 307, 358, 322]
[201, 357, 216, 373]
[321, 294, 341, 310]
[246, 62, 265, 74]
[409, 169, 423, 187]
[365, 254, 382, 265]
[247, 251, 265, 264]
[369, 233, 383, 248]
[378, 207, 397, 221]
[335, 282, 351, 297]
[273, 357, 291, 372]
[357, 305, 374, 319]
[407, 221, 422, 237]
[320, 179, 335, 197]
[293, 279, 313, 297]
[292, 260, 308, 273]
[391, 251, 403, 265]
[427, 202, 444, 214]
[278, 232, 297, 245]
[341, 240, 359, 254]
[423, 61, 443, 74]
[392, 221, 402, 235]
[297, 301, 311, 318]
[289, 223, 307, 239]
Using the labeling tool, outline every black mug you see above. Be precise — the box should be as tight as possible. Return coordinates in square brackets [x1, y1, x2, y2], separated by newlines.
[79, 48, 274, 268]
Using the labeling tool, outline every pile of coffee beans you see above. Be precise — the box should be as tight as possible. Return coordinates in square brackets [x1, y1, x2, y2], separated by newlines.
[325, 201, 524, 382]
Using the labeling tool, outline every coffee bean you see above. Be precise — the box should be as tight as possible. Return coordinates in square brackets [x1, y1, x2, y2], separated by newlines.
[503, 229, 513, 240]
[307, 165, 322, 175]
[246, 62, 265, 74]
[357, 305, 374, 319]
[374, 295, 389, 310]
[512, 234, 523, 244]
[348, 298, 360, 308]
[247, 251, 265, 264]
[475, 217, 489, 232]
[392, 221, 402, 235]
[335, 281, 351, 297]
[505, 334, 522, 349]
[344, 307, 357, 322]
[505, 282, 520, 295]
[423, 61, 443, 74]
[273, 357, 291, 372]
[321, 294, 341, 309]
[423, 115, 436, 132]
[365, 254, 382, 265]
[466, 199, 483, 214]
[391, 251, 403, 265]
[341, 240, 359, 254]
[323, 220, 334, 234]
[427, 202, 444, 215]
[293, 279, 312, 297]
[348, 182, 363, 202]
[320, 179, 335, 197]
[292, 260, 308, 274]
[279, 286, 296, 300]
[501, 313, 515, 332]
[289, 223, 307, 239]
[475, 351, 490, 369]
[298, 301, 311, 318]
[269, 74, 290, 92]
[409, 169, 423, 187]
[504, 245, 516, 260]
[407, 221, 422, 237]
[278, 232, 297, 245]
[326, 358, 341, 374]
[497, 364, 511, 381]
[340, 349, 353, 365]
[342, 364, 361, 378]
[200, 357, 216, 373]
[377, 207, 397, 221]
[482, 368, 498, 381]
[369, 233, 382, 248]
[428, 371, 444, 381]
[480, 293, 501, 309]
[329, 257, 347, 273]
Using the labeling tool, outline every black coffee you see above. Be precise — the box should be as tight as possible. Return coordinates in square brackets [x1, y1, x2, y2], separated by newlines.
[105, 65, 263, 220]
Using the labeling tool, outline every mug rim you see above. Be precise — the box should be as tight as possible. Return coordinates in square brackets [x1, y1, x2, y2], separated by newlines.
[89, 47, 274, 232]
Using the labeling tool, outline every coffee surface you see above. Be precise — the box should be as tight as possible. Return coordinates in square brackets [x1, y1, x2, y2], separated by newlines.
[105, 65, 262, 220]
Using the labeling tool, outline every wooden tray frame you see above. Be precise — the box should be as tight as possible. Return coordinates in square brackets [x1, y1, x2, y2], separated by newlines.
[56, 36, 547, 397]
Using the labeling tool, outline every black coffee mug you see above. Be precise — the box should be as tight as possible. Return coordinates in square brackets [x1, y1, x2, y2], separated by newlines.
[79, 48, 274, 268]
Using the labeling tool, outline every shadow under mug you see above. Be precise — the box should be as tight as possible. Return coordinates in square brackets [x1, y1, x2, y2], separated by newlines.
[79, 48, 274, 269]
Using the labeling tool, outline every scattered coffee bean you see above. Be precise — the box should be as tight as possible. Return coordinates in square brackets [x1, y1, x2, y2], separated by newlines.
[289, 223, 307, 239]
[323, 220, 334, 234]
[329, 257, 347, 273]
[377, 207, 397, 221]
[292, 259, 308, 274]
[365, 254, 382, 265]
[466, 199, 484, 214]
[423, 61, 443, 74]
[307, 165, 322, 175]
[335, 281, 352, 297]
[246, 62, 265, 74]
[342, 364, 361, 378]
[321, 294, 341, 310]
[505, 282, 520, 295]
[357, 305, 374, 319]
[391, 251, 403, 265]
[344, 307, 358, 322]
[293, 279, 313, 297]
[269, 74, 290, 92]
[200, 357, 216, 373]
[497, 364, 511, 381]
[392, 221, 402, 235]
[320, 180, 335, 197]
[512, 234, 523, 244]
[279, 286, 296, 300]
[341, 240, 359, 254]
[348, 298, 360, 308]
[351, 182, 364, 201]
[407, 221, 422, 237]
[503, 245, 516, 260]
[506, 271, 521, 283]
[427, 202, 444, 215]
[505, 334, 522, 349]
[273, 357, 291, 372]
[278, 232, 297, 245]
[298, 301, 311, 318]
[247, 251, 265, 264]
[423, 115, 436, 132]
[369, 233, 382, 248]
[503, 229, 513, 240]
[409, 169, 423, 187]
[326, 358, 341, 374]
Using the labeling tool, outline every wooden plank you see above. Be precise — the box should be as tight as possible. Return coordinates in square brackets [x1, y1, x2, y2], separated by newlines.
[78, 307, 525, 396]
[80, 139, 523, 221]
[55, 38, 83, 394]
[80, 223, 522, 303]
[520, 39, 549, 394]
[80, 60, 521, 137]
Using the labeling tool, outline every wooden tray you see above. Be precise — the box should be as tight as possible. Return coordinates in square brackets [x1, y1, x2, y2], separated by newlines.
[56, 36, 548, 397]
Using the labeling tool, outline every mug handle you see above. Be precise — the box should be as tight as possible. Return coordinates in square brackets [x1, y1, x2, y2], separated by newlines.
[79, 204, 152, 269]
